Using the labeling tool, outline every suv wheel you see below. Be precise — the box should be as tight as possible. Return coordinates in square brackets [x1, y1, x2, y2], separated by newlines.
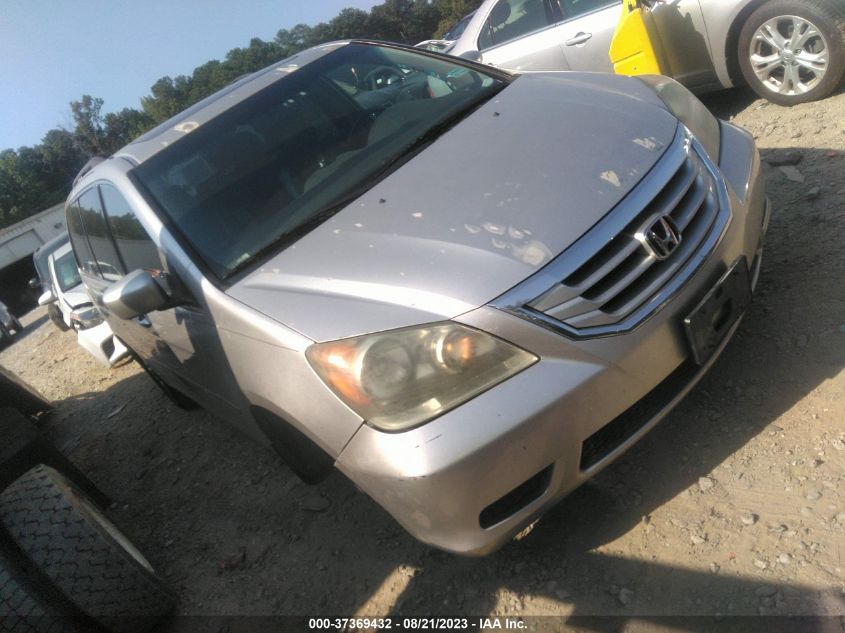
[738, 0, 845, 105]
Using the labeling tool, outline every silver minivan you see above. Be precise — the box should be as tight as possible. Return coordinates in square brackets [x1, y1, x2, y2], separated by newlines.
[67, 41, 768, 555]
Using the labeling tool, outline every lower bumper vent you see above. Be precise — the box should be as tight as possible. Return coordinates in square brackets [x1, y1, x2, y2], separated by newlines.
[479, 465, 552, 529]
[580, 361, 698, 471]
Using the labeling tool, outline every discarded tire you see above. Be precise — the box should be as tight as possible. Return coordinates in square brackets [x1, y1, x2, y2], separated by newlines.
[0, 466, 175, 632]
[0, 537, 92, 633]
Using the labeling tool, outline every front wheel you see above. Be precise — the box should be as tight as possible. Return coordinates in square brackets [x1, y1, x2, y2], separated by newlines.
[47, 303, 69, 332]
[738, 0, 845, 105]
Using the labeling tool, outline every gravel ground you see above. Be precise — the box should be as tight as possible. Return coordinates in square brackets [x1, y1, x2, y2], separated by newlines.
[1, 85, 844, 630]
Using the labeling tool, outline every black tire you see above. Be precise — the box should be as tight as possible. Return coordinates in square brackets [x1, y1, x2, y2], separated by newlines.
[0, 466, 175, 632]
[0, 325, 10, 349]
[47, 305, 69, 332]
[131, 352, 199, 411]
[11, 318, 23, 333]
[0, 537, 95, 633]
[738, 0, 845, 106]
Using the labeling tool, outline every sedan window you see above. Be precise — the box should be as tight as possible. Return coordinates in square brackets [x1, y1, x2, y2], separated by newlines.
[478, 0, 553, 50]
[558, 0, 620, 19]
[134, 43, 505, 280]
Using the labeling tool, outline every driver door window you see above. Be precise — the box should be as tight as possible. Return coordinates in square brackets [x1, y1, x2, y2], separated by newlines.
[479, 0, 553, 49]
[478, 0, 569, 71]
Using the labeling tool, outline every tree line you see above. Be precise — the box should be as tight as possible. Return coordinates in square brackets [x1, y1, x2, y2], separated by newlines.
[0, 0, 482, 230]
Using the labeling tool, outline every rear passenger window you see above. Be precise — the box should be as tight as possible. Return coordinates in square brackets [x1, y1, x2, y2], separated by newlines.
[100, 185, 162, 273]
[479, 0, 551, 50]
[78, 188, 125, 282]
[67, 202, 100, 278]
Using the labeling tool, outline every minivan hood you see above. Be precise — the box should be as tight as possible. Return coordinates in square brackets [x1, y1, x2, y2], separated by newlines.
[229, 72, 678, 342]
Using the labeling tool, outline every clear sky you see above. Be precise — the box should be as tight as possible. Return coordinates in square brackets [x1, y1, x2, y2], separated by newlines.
[0, 0, 381, 151]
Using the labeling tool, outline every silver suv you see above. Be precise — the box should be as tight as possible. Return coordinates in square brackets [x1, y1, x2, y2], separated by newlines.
[67, 41, 768, 555]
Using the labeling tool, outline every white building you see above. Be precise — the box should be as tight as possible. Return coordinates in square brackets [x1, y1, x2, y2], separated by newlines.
[0, 204, 67, 270]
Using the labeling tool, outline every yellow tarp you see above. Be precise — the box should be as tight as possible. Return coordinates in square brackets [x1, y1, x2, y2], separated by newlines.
[609, 0, 667, 76]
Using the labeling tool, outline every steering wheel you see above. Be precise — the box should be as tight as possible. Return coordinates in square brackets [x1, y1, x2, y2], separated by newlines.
[362, 66, 404, 91]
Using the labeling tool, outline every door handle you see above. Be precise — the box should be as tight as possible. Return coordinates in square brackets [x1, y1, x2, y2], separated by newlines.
[565, 32, 593, 46]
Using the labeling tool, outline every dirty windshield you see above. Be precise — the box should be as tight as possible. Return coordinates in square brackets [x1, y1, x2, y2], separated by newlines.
[54, 250, 82, 292]
[133, 43, 505, 279]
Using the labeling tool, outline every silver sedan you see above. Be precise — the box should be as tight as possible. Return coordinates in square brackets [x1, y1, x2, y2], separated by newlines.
[424, 0, 845, 106]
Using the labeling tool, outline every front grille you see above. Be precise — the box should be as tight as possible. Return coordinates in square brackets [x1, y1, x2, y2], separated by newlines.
[524, 127, 729, 337]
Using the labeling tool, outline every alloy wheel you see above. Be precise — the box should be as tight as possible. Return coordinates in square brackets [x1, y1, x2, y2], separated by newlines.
[749, 15, 830, 95]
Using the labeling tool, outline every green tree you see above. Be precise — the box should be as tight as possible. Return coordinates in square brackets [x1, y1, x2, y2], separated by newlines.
[434, 0, 484, 38]
[2, 0, 489, 229]
[328, 8, 371, 39]
[102, 108, 155, 152]
[70, 95, 107, 156]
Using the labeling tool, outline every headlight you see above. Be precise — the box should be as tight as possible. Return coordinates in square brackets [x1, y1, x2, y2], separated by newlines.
[70, 305, 104, 330]
[306, 323, 538, 431]
[637, 75, 720, 161]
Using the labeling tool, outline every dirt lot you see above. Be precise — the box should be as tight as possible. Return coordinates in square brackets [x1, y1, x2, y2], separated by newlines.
[2, 85, 845, 631]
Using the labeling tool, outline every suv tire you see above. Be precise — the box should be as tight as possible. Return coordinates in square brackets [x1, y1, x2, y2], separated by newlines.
[47, 305, 69, 332]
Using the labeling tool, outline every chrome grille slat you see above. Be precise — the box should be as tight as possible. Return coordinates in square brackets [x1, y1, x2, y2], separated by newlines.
[599, 192, 719, 319]
[521, 127, 729, 337]
[567, 239, 643, 295]
[670, 174, 708, 231]
[642, 155, 698, 223]
[581, 253, 655, 305]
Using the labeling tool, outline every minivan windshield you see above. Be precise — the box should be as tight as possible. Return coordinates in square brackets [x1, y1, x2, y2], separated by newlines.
[133, 43, 506, 279]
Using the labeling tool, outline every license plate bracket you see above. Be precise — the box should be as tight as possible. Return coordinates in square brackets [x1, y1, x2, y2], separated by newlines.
[684, 257, 751, 366]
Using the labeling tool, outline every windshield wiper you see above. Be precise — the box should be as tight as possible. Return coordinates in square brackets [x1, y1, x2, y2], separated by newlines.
[224, 182, 384, 280]
[390, 95, 494, 166]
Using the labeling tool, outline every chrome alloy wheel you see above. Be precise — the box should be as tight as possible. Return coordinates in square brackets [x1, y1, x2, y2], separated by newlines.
[749, 15, 830, 95]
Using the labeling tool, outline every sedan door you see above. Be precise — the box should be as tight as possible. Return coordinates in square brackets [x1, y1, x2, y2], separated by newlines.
[649, 0, 717, 91]
[478, 0, 572, 71]
[555, 0, 622, 73]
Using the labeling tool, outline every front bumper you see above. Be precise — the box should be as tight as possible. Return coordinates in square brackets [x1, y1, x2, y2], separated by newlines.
[336, 122, 768, 555]
[77, 322, 130, 368]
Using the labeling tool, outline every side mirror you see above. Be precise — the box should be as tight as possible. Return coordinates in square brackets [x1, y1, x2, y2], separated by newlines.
[28, 277, 40, 290]
[459, 50, 482, 62]
[103, 270, 168, 320]
[38, 289, 56, 306]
